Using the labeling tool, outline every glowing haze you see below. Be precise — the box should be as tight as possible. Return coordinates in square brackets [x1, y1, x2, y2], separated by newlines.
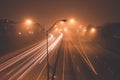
[0, 0, 120, 26]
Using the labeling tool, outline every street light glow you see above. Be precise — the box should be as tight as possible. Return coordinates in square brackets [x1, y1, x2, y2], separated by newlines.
[63, 27, 67, 32]
[28, 31, 34, 34]
[55, 28, 58, 31]
[60, 21, 64, 25]
[79, 25, 82, 28]
[18, 32, 22, 35]
[25, 19, 32, 25]
[48, 19, 67, 31]
[70, 18, 75, 24]
[59, 29, 62, 32]
[83, 29, 87, 32]
[91, 28, 96, 33]
[40, 19, 67, 80]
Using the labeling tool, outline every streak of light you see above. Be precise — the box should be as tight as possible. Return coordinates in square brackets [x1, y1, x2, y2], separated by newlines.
[0, 33, 63, 80]
[10, 37, 56, 79]
[66, 30, 98, 75]
[73, 39, 97, 75]
[0, 34, 54, 72]
[36, 64, 47, 80]
[17, 33, 63, 80]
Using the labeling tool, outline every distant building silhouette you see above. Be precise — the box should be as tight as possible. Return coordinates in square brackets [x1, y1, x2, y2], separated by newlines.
[0, 19, 16, 36]
[0, 19, 45, 39]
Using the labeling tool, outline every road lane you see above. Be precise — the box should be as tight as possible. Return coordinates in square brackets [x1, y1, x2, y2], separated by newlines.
[0, 30, 119, 80]
[80, 40, 120, 80]
[53, 30, 120, 80]
[0, 33, 63, 80]
[70, 31, 120, 80]
[52, 35, 98, 80]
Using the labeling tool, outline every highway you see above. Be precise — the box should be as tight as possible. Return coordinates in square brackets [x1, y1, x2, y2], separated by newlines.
[0, 33, 63, 80]
[54, 31, 120, 80]
[0, 32, 120, 80]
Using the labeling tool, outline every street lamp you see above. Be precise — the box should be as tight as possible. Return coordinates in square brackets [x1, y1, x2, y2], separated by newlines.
[25, 19, 67, 80]
[32, 19, 67, 80]
[47, 19, 67, 31]
[46, 19, 67, 80]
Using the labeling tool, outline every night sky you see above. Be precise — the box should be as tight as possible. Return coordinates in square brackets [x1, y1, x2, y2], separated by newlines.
[0, 0, 120, 26]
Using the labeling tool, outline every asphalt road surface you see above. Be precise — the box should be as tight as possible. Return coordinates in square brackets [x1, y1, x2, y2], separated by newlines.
[0, 32, 120, 80]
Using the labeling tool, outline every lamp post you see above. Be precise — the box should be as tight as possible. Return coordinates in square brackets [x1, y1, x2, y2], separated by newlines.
[46, 19, 67, 80]
[25, 19, 67, 80]
[26, 19, 67, 80]
[25, 18, 67, 80]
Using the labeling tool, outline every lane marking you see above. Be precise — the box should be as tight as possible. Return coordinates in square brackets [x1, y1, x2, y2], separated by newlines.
[80, 43, 98, 75]
[71, 39, 98, 75]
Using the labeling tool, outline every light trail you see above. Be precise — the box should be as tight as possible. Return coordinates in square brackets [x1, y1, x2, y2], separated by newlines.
[0, 33, 63, 80]
[73, 39, 98, 75]
[66, 30, 98, 75]
[0, 34, 54, 72]
[17, 33, 63, 80]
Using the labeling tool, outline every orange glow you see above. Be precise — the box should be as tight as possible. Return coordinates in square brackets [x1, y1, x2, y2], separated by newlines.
[25, 19, 32, 25]
[60, 21, 64, 25]
[59, 29, 62, 32]
[63, 27, 67, 32]
[54, 25, 57, 27]
[91, 28, 96, 33]
[83, 29, 87, 32]
[55, 28, 58, 31]
[28, 31, 34, 34]
[79, 25, 82, 28]
[76, 30, 79, 32]
[26, 26, 30, 30]
[70, 18, 75, 24]
[18, 32, 22, 35]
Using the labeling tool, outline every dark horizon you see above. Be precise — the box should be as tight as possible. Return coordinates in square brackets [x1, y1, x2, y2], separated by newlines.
[0, 0, 120, 26]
